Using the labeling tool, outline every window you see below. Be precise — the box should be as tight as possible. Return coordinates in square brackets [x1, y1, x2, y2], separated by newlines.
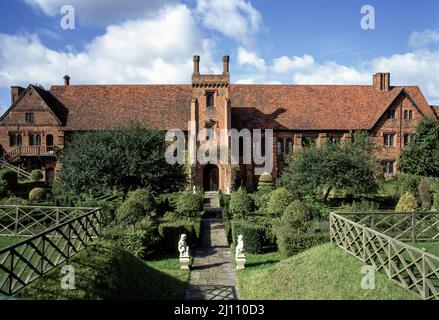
[384, 134, 395, 148]
[25, 113, 34, 123]
[9, 133, 22, 147]
[409, 111, 413, 120]
[383, 162, 395, 176]
[29, 133, 41, 146]
[286, 139, 293, 153]
[329, 136, 340, 145]
[302, 137, 317, 148]
[404, 110, 408, 120]
[206, 92, 215, 108]
[277, 138, 284, 155]
[388, 110, 396, 120]
[404, 110, 414, 120]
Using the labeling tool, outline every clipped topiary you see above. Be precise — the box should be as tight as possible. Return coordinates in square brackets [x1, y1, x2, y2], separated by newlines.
[175, 192, 203, 217]
[418, 178, 432, 210]
[116, 188, 156, 225]
[258, 172, 274, 189]
[395, 192, 419, 213]
[29, 187, 46, 201]
[281, 201, 312, 231]
[30, 169, 44, 182]
[267, 187, 293, 217]
[0, 169, 18, 194]
[229, 187, 252, 220]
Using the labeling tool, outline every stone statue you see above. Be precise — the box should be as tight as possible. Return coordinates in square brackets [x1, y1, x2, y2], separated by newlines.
[236, 235, 245, 257]
[235, 235, 246, 270]
[193, 186, 197, 194]
[178, 234, 190, 257]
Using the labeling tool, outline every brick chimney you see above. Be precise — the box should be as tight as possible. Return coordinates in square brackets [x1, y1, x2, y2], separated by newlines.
[373, 72, 390, 91]
[63, 75, 71, 86]
[11, 86, 25, 104]
[222, 55, 230, 75]
[193, 56, 200, 76]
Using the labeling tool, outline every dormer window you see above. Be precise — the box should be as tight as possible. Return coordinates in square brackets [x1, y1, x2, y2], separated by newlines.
[206, 92, 215, 108]
[25, 113, 34, 124]
[388, 110, 396, 120]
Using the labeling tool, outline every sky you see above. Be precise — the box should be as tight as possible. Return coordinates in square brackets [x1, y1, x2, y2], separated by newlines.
[1, 0, 439, 114]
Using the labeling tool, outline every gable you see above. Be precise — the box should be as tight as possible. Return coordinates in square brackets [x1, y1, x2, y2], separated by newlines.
[0, 86, 63, 126]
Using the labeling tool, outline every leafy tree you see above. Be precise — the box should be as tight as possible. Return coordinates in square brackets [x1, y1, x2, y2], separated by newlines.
[267, 187, 293, 217]
[399, 117, 439, 177]
[279, 131, 378, 202]
[229, 187, 252, 220]
[395, 192, 419, 212]
[59, 122, 186, 194]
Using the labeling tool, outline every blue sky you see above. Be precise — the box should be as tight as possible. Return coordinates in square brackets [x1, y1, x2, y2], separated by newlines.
[1, 0, 439, 113]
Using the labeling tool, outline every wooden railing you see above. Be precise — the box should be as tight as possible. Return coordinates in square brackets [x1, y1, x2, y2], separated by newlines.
[0, 207, 101, 296]
[340, 212, 439, 242]
[0, 206, 99, 237]
[330, 212, 439, 300]
[4, 146, 61, 160]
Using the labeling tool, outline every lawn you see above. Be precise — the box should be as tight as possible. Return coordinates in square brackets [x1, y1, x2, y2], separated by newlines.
[413, 242, 439, 257]
[0, 236, 28, 249]
[18, 241, 189, 300]
[236, 243, 419, 300]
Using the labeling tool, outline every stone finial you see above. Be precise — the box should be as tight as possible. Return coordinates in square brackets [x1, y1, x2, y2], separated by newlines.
[235, 234, 246, 270]
[178, 234, 191, 270]
[63, 75, 71, 86]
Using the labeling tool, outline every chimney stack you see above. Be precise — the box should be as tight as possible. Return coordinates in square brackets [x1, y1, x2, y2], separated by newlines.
[222, 55, 230, 75]
[373, 72, 390, 91]
[193, 56, 200, 75]
[11, 86, 25, 104]
[63, 75, 71, 86]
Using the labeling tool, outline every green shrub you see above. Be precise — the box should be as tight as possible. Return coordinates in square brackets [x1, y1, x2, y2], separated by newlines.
[163, 211, 180, 222]
[102, 221, 161, 259]
[231, 220, 273, 254]
[433, 193, 439, 211]
[258, 172, 274, 189]
[251, 185, 272, 214]
[229, 187, 252, 220]
[116, 188, 156, 225]
[418, 178, 432, 210]
[0, 196, 28, 205]
[281, 201, 312, 231]
[267, 188, 293, 217]
[0, 169, 18, 195]
[395, 174, 421, 198]
[158, 221, 198, 253]
[175, 192, 203, 217]
[29, 187, 46, 201]
[395, 192, 419, 213]
[222, 205, 232, 243]
[30, 169, 44, 182]
[340, 200, 380, 213]
[276, 227, 329, 257]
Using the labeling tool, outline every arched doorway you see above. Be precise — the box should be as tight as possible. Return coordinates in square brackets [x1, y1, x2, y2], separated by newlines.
[203, 164, 219, 192]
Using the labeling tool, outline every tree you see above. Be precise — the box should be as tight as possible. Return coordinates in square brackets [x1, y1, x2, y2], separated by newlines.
[279, 131, 378, 202]
[229, 187, 252, 220]
[59, 122, 186, 194]
[399, 117, 439, 177]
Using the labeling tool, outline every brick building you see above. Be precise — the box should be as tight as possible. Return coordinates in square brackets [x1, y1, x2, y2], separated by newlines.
[0, 55, 437, 192]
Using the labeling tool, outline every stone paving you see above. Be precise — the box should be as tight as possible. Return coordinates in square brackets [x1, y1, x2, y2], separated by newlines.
[185, 219, 238, 300]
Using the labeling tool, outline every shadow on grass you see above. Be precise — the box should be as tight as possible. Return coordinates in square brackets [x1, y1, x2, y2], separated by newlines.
[245, 260, 281, 269]
[17, 241, 188, 300]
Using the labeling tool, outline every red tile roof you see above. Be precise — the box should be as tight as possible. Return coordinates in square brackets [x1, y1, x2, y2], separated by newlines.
[48, 83, 435, 131]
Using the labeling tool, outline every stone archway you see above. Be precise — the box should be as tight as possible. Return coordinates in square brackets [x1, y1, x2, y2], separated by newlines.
[203, 164, 219, 192]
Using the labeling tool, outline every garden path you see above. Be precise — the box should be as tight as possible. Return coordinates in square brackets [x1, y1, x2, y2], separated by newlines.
[185, 219, 238, 300]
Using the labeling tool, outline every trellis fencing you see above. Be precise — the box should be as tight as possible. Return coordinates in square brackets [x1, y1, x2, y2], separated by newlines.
[330, 212, 439, 300]
[0, 206, 101, 296]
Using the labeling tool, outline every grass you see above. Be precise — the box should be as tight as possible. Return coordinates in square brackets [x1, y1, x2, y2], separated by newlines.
[236, 243, 419, 300]
[18, 241, 189, 300]
[413, 242, 439, 257]
[0, 235, 28, 249]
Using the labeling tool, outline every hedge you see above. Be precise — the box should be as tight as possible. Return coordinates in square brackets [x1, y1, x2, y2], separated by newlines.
[231, 220, 275, 254]
[0, 169, 18, 195]
[116, 188, 156, 225]
[158, 220, 200, 253]
[276, 227, 329, 257]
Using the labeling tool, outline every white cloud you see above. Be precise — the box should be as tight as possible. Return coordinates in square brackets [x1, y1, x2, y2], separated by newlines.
[272, 55, 315, 74]
[0, 5, 219, 89]
[24, 0, 174, 24]
[195, 0, 262, 46]
[409, 29, 439, 48]
[237, 47, 266, 71]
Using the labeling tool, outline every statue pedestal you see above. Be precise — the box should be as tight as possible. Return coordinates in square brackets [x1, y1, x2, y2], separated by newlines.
[180, 256, 191, 270]
[235, 255, 246, 270]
